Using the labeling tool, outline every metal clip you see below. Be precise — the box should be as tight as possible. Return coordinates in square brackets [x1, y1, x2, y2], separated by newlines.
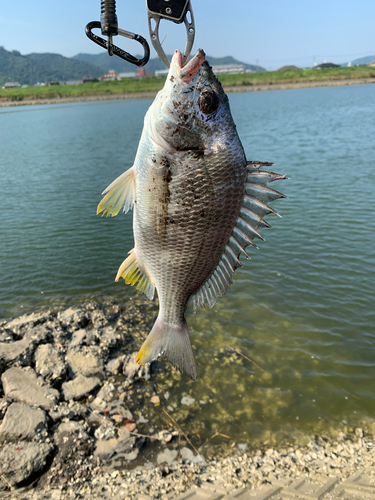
[147, 0, 195, 68]
[85, 21, 150, 67]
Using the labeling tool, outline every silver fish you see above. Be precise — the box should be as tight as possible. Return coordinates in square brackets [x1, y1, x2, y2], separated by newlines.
[98, 49, 286, 380]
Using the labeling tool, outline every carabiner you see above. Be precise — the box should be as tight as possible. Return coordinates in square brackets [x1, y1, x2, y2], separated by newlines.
[85, 21, 150, 67]
[85, 1, 150, 67]
[146, 0, 195, 68]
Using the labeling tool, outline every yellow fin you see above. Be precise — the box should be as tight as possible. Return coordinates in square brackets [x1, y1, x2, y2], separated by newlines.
[97, 166, 135, 217]
[136, 339, 154, 365]
[115, 249, 155, 300]
[135, 316, 197, 381]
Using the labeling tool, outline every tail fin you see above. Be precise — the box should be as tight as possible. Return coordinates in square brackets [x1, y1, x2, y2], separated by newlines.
[136, 317, 197, 381]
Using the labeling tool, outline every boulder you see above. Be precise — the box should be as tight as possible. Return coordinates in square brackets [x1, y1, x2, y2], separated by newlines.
[122, 352, 150, 385]
[35, 344, 66, 381]
[62, 374, 101, 401]
[69, 329, 86, 348]
[49, 402, 87, 422]
[1, 367, 59, 410]
[66, 347, 103, 377]
[0, 441, 52, 486]
[0, 403, 46, 442]
[58, 307, 88, 329]
[54, 421, 89, 446]
[0, 339, 31, 364]
[23, 324, 52, 344]
[6, 311, 51, 334]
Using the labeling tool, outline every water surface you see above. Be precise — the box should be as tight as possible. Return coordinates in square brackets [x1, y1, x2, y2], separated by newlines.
[1, 84, 375, 449]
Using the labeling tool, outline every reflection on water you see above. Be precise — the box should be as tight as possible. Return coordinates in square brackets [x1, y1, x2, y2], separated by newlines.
[1, 84, 375, 448]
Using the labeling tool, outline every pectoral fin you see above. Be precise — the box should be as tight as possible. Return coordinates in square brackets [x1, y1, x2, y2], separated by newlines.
[97, 166, 135, 217]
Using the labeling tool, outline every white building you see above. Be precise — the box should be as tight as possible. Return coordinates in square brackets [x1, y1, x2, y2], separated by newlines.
[155, 69, 169, 77]
[211, 64, 245, 75]
[119, 72, 137, 79]
[2, 82, 21, 88]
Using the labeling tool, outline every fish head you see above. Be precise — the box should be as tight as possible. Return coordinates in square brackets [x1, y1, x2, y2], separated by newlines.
[147, 49, 236, 153]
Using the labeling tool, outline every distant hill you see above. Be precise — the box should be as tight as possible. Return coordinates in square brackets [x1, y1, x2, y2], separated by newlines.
[0, 47, 101, 86]
[351, 55, 375, 66]
[73, 52, 265, 74]
[0, 46, 265, 87]
[277, 65, 301, 71]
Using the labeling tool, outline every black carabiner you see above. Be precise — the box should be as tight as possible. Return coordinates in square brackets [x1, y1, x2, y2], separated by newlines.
[85, 21, 150, 67]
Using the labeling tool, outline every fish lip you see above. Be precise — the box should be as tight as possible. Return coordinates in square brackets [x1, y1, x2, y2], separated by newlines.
[172, 48, 206, 83]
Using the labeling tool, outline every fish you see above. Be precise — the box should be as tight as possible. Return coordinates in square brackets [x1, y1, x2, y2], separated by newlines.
[97, 48, 286, 381]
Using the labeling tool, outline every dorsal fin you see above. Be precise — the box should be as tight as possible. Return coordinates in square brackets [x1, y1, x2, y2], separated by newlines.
[190, 161, 286, 312]
[97, 166, 135, 217]
[115, 249, 155, 300]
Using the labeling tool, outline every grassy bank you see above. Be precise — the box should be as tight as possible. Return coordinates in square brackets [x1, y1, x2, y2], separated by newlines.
[1, 66, 374, 102]
[0, 77, 164, 102]
[218, 65, 375, 86]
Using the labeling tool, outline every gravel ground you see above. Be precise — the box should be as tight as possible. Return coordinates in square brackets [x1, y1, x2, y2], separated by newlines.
[2, 431, 375, 499]
[0, 301, 374, 499]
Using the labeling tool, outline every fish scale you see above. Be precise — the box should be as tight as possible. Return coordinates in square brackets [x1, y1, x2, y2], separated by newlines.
[136, 150, 246, 322]
[97, 48, 286, 380]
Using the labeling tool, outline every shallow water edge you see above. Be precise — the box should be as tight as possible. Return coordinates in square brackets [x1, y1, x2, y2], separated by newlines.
[0, 300, 375, 497]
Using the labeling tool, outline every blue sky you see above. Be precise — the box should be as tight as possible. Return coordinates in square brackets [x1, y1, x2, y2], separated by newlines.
[1, 0, 374, 69]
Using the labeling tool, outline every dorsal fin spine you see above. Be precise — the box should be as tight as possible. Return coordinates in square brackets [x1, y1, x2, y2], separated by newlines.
[190, 162, 286, 313]
[229, 236, 251, 260]
[240, 207, 272, 229]
[233, 226, 258, 248]
[245, 183, 286, 202]
[237, 218, 265, 241]
[243, 195, 281, 218]
[225, 245, 242, 267]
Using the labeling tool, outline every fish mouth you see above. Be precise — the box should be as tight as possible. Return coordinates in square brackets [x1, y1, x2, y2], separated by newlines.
[172, 49, 206, 83]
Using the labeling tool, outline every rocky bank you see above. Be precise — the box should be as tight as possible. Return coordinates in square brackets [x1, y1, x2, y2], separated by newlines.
[0, 302, 374, 499]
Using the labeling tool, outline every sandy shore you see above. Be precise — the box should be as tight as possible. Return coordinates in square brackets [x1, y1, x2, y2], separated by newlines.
[1, 78, 374, 108]
[1, 302, 374, 499]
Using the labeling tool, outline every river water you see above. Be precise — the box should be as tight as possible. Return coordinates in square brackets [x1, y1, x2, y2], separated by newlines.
[1, 83, 375, 449]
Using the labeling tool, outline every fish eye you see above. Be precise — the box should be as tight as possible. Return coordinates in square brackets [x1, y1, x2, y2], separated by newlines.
[198, 89, 219, 115]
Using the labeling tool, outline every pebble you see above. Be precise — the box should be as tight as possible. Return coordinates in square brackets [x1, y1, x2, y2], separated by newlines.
[157, 448, 178, 465]
[181, 396, 195, 406]
[180, 447, 205, 464]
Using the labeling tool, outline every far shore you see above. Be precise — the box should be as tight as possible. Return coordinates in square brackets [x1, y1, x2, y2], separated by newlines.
[1, 77, 374, 108]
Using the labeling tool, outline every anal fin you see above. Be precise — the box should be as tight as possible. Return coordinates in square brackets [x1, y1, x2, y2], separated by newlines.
[97, 166, 135, 217]
[115, 249, 155, 300]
